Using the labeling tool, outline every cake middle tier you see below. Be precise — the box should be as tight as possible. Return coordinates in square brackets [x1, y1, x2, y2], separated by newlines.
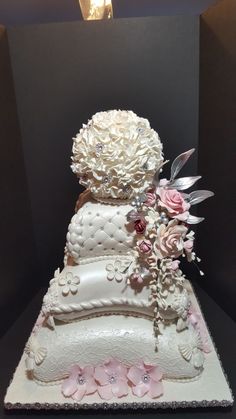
[43, 255, 152, 322]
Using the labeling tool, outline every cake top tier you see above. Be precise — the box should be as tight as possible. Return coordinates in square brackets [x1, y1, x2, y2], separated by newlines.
[71, 110, 164, 200]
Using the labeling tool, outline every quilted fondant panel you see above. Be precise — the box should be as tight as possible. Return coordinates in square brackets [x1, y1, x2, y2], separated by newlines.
[66, 201, 135, 262]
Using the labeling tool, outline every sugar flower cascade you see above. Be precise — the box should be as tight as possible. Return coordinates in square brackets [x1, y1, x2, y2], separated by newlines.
[127, 149, 214, 340]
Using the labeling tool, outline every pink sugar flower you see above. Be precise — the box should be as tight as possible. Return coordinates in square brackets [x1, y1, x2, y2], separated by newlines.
[130, 272, 144, 285]
[61, 365, 97, 401]
[127, 361, 163, 398]
[184, 239, 194, 261]
[94, 358, 128, 400]
[157, 187, 190, 220]
[170, 259, 180, 271]
[184, 239, 194, 252]
[137, 239, 152, 254]
[134, 219, 147, 234]
[188, 307, 211, 353]
[158, 178, 169, 187]
[145, 191, 156, 207]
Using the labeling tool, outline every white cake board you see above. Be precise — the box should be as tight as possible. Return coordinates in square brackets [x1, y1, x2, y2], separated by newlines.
[4, 287, 234, 410]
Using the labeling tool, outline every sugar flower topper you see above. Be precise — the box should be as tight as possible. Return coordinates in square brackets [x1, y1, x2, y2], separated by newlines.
[71, 110, 164, 199]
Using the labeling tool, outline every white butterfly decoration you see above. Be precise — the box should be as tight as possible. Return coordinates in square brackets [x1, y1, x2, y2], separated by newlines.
[178, 333, 204, 368]
[25, 336, 47, 371]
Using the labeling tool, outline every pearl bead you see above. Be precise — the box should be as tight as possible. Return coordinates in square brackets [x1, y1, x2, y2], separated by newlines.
[142, 373, 150, 383]
[78, 376, 85, 385]
[109, 375, 116, 384]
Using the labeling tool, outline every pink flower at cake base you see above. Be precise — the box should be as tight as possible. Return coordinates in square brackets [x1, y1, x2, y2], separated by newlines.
[157, 187, 190, 221]
[137, 239, 152, 254]
[134, 219, 147, 234]
[127, 361, 163, 398]
[145, 190, 156, 207]
[155, 220, 188, 259]
[94, 358, 128, 400]
[61, 365, 97, 401]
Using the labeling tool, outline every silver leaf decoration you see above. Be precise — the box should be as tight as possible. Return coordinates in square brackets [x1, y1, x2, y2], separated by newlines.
[181, 192, 190, 201]
[170, 148, 195, 181]
[186, 214, 205, 224]
[189, 190, 214, 205]
[168, 176, 201, 191]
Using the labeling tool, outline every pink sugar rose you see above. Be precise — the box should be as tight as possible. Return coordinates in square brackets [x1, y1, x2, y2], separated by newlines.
[184, 239, 194, 261]
[61, 365, 97, 401]
[134, 219, 146, 234]
[155, 220, 188, 259]
[127, 361, 163, 398]
[157, 187, 190, 221]
[130, 272, 144, 285]
[137, 239, 152, 254]
[184, 239, 194, 252]
[94, 358, 129, 400]
[145, 190, 156, 207]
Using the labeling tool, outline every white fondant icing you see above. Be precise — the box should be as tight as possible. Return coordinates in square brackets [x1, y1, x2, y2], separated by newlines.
[43, 259, 152, 321]
[31, 316, 203, 383]
[66, 200, 135, 262]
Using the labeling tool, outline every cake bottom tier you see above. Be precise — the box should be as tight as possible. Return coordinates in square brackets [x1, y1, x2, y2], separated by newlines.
[30, 315, 203, 384]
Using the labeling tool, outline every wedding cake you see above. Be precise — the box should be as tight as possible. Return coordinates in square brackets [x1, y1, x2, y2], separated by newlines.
[5, 110, 233, 409]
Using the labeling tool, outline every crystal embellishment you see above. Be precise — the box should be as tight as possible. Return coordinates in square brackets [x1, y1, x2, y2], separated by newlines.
[95, 143, 103, 154]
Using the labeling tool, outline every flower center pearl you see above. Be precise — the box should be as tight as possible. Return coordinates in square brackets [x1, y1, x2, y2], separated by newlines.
[67, 280, 71, 284]
[142, 373, 150, 383]
[108, 374, 117, 384]
[77, 375, 85, 385]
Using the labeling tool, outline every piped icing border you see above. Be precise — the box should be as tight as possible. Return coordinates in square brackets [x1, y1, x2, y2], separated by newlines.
[52, 298, 151, 314]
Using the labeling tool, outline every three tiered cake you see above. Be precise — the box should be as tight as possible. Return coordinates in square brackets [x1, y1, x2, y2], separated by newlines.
[5, 110, 233, 409]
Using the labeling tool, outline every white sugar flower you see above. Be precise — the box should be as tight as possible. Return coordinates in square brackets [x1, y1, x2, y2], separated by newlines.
[106, 260, 130, 282]
[71, 110, 164, 199]
[145, 209, 160, 229]
[58, 272, 80, 296]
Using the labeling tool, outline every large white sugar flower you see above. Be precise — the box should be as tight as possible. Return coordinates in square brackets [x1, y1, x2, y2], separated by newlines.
[71, 110, 164, 199]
